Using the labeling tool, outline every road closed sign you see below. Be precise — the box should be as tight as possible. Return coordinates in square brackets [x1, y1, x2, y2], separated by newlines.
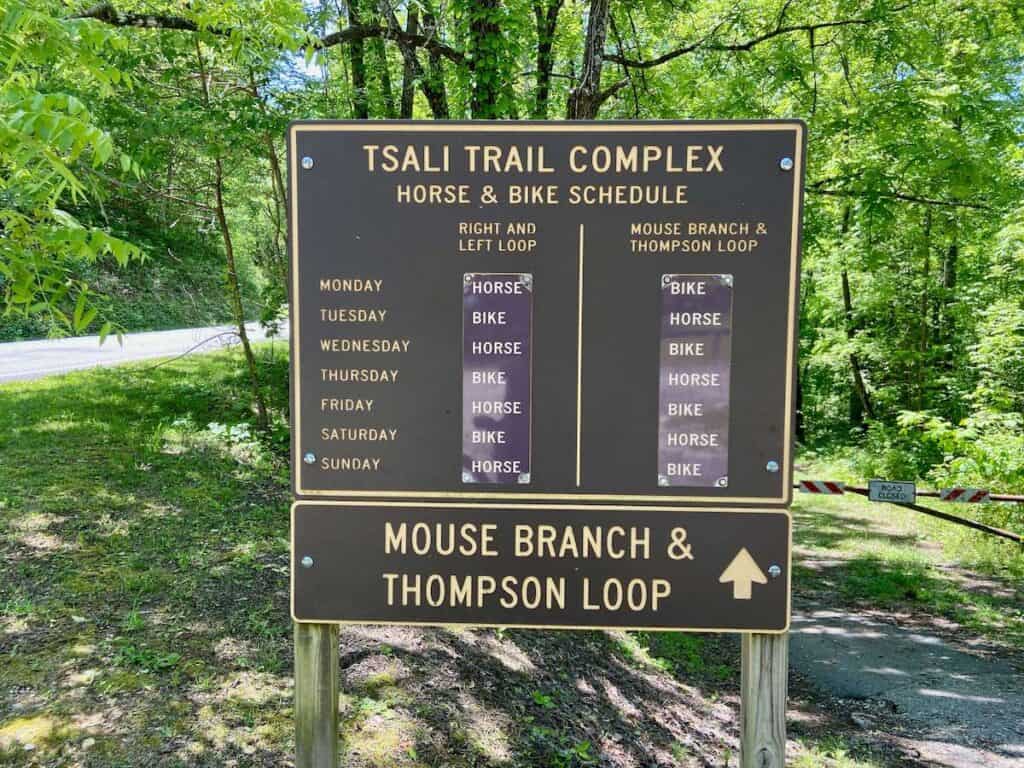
[868, 479, 917, 504]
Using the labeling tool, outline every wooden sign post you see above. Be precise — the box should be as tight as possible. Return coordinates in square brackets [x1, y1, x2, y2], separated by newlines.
[287, 121, 805, 767]
[741, 632, 789, 767]
[294, 623, 338, 768]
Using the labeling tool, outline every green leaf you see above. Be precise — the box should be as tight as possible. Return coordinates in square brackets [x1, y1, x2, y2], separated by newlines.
[79, 307, 97, 332]
[72, 290, 87, 330]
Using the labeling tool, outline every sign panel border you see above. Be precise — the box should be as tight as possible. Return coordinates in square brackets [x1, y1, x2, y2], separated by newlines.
[289, 120, 805, 506]
[290, 500, 793, 633]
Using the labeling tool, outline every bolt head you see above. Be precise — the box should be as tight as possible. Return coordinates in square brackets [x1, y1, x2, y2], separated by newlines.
[779, 156, 794, 172]
[300, 555, 314, 569]
[301, 156, 314, 170]
[303, 452, 316, 465]
[766, 460, 780, 473]
[768, 564, 782, 579]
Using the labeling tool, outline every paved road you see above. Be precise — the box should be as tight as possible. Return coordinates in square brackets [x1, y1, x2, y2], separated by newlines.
[0, 323, 286, 383]
[791, 603, 1024, 767]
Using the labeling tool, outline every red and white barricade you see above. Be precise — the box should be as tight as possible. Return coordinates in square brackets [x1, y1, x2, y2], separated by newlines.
[798, 480, 845, 495]
[939, 487, 991, 503]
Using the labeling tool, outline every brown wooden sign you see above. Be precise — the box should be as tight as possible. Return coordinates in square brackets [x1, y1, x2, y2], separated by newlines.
[292, 502, 791, 632]
[288, 121, 805, 507]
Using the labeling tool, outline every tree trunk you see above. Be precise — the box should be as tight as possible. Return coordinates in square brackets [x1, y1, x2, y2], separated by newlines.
[468, 0, 503, 118]
[566, 0, 611, 119]
[266, 135, 286, 218]
[346, 0, 369, 118]
[195, 42, 269, 429]
[263, 134, 288, 287]
[942, 242, 957, 292]
[532, 0, 562, 119]
[399, 6, 419, 118]
[936, 238, 957, 369]
[213, 155, 269, 428]
[795, 269, 812, 444]
[842, 268, 874, 425]
[917, 209, 932, 409]
[247, 71, 288, 296]
[795, 364, 806, 444]
[163, 155, 174, 223]
[838, 205, 873, 427]
[422, 8, 450, 118]
[371, 32, 396, 117]
[381, 1, 449, 119]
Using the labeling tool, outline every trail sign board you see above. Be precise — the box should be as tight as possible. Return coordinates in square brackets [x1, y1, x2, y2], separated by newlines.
[868, 479, 916, 504]
[288, 121, 806, 507]
[292, 501, 791, 632]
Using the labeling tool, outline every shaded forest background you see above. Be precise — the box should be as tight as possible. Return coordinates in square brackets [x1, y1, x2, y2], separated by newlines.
[1, 0, 1022, 500]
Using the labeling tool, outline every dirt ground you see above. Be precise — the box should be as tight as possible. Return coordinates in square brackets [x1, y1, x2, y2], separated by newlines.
[2, 358, 1022, 767]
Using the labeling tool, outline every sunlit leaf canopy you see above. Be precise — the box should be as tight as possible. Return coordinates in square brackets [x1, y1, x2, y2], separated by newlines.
[1, 0, 1022, 475]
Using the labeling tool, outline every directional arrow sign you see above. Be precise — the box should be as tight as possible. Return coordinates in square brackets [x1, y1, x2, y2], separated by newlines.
[719, 547, 768, 600]
[293, 502, 792, 632]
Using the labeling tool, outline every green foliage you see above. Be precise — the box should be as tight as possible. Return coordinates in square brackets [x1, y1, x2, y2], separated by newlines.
[1, 0, 1022, 492]
[527, 725, 597, 768]
[0, 2, 143, 334]
[531, 689, 555, 709]
[113, 640, 182, 672]
[794, 735, 884, 768]
[895, 410, 1024, 490]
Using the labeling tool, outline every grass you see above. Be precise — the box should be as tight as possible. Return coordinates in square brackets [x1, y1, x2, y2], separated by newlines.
[794, 457, 1024, 652]
[2, 348, 1010, 766]
[792, 735, 885, 768]
[0, 345, 292, 765]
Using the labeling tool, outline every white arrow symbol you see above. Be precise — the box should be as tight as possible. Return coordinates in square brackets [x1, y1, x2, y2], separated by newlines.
[718, 547, 768, 600]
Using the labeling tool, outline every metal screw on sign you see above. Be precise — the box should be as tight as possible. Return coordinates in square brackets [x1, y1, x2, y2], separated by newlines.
[303, 452, 316, 465]
[768, 564, 782, 579]
[300, 556, 314, 569]
[765, 460, 780, 473]
[301, 156, 314, 170]
[779, 157, 794, 172]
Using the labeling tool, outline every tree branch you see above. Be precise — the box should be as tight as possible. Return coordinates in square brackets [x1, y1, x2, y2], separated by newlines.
[808, 186, 992, 211]
[318, 23, 464, 64]
[595, 78, 630, 108]
[73, 2, 465, 65]
[603, 19, 727, 69]
[605, 7, 910, 70]
[73, 3, 217, 33]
